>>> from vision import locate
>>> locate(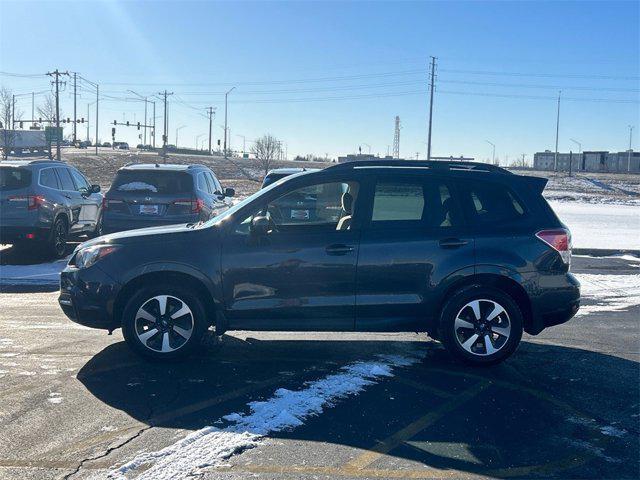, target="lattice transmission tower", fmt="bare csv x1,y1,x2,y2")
393,116,400,159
